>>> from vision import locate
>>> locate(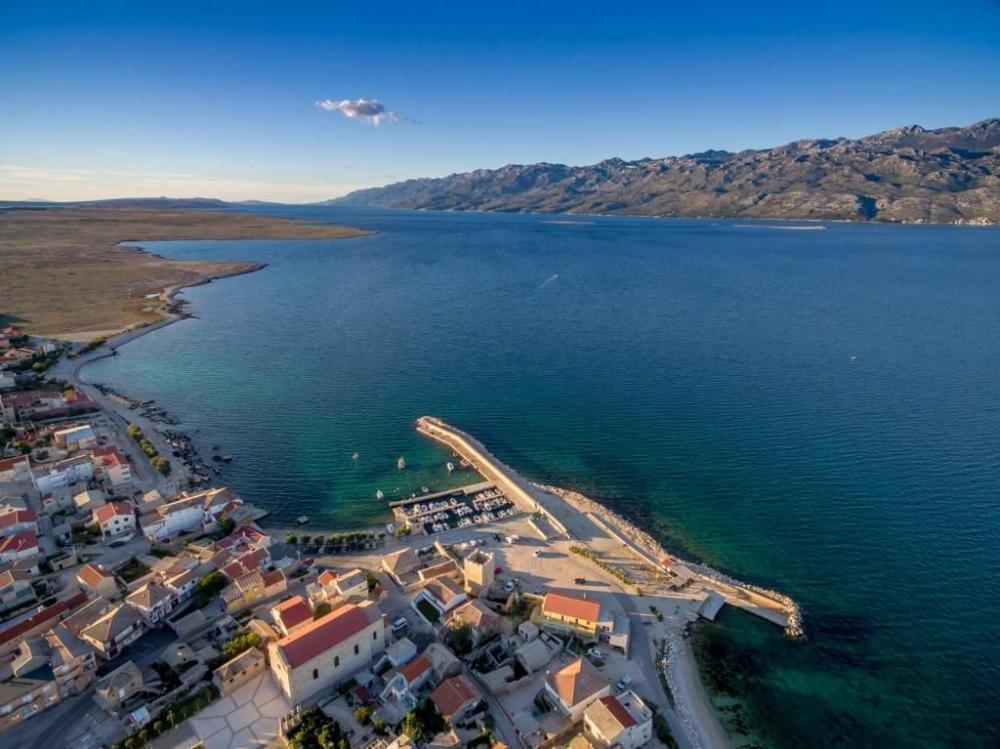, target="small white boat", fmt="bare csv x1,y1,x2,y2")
421,486,429,493
397,456,406,470
376,490,384,500
352,452,359,460
296,515,309,524
446,462,454,473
